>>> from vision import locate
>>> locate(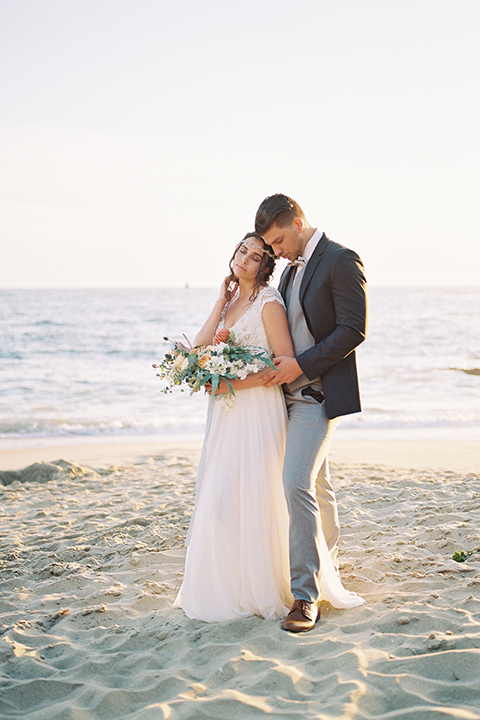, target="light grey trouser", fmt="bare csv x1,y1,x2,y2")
283,397,341,603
